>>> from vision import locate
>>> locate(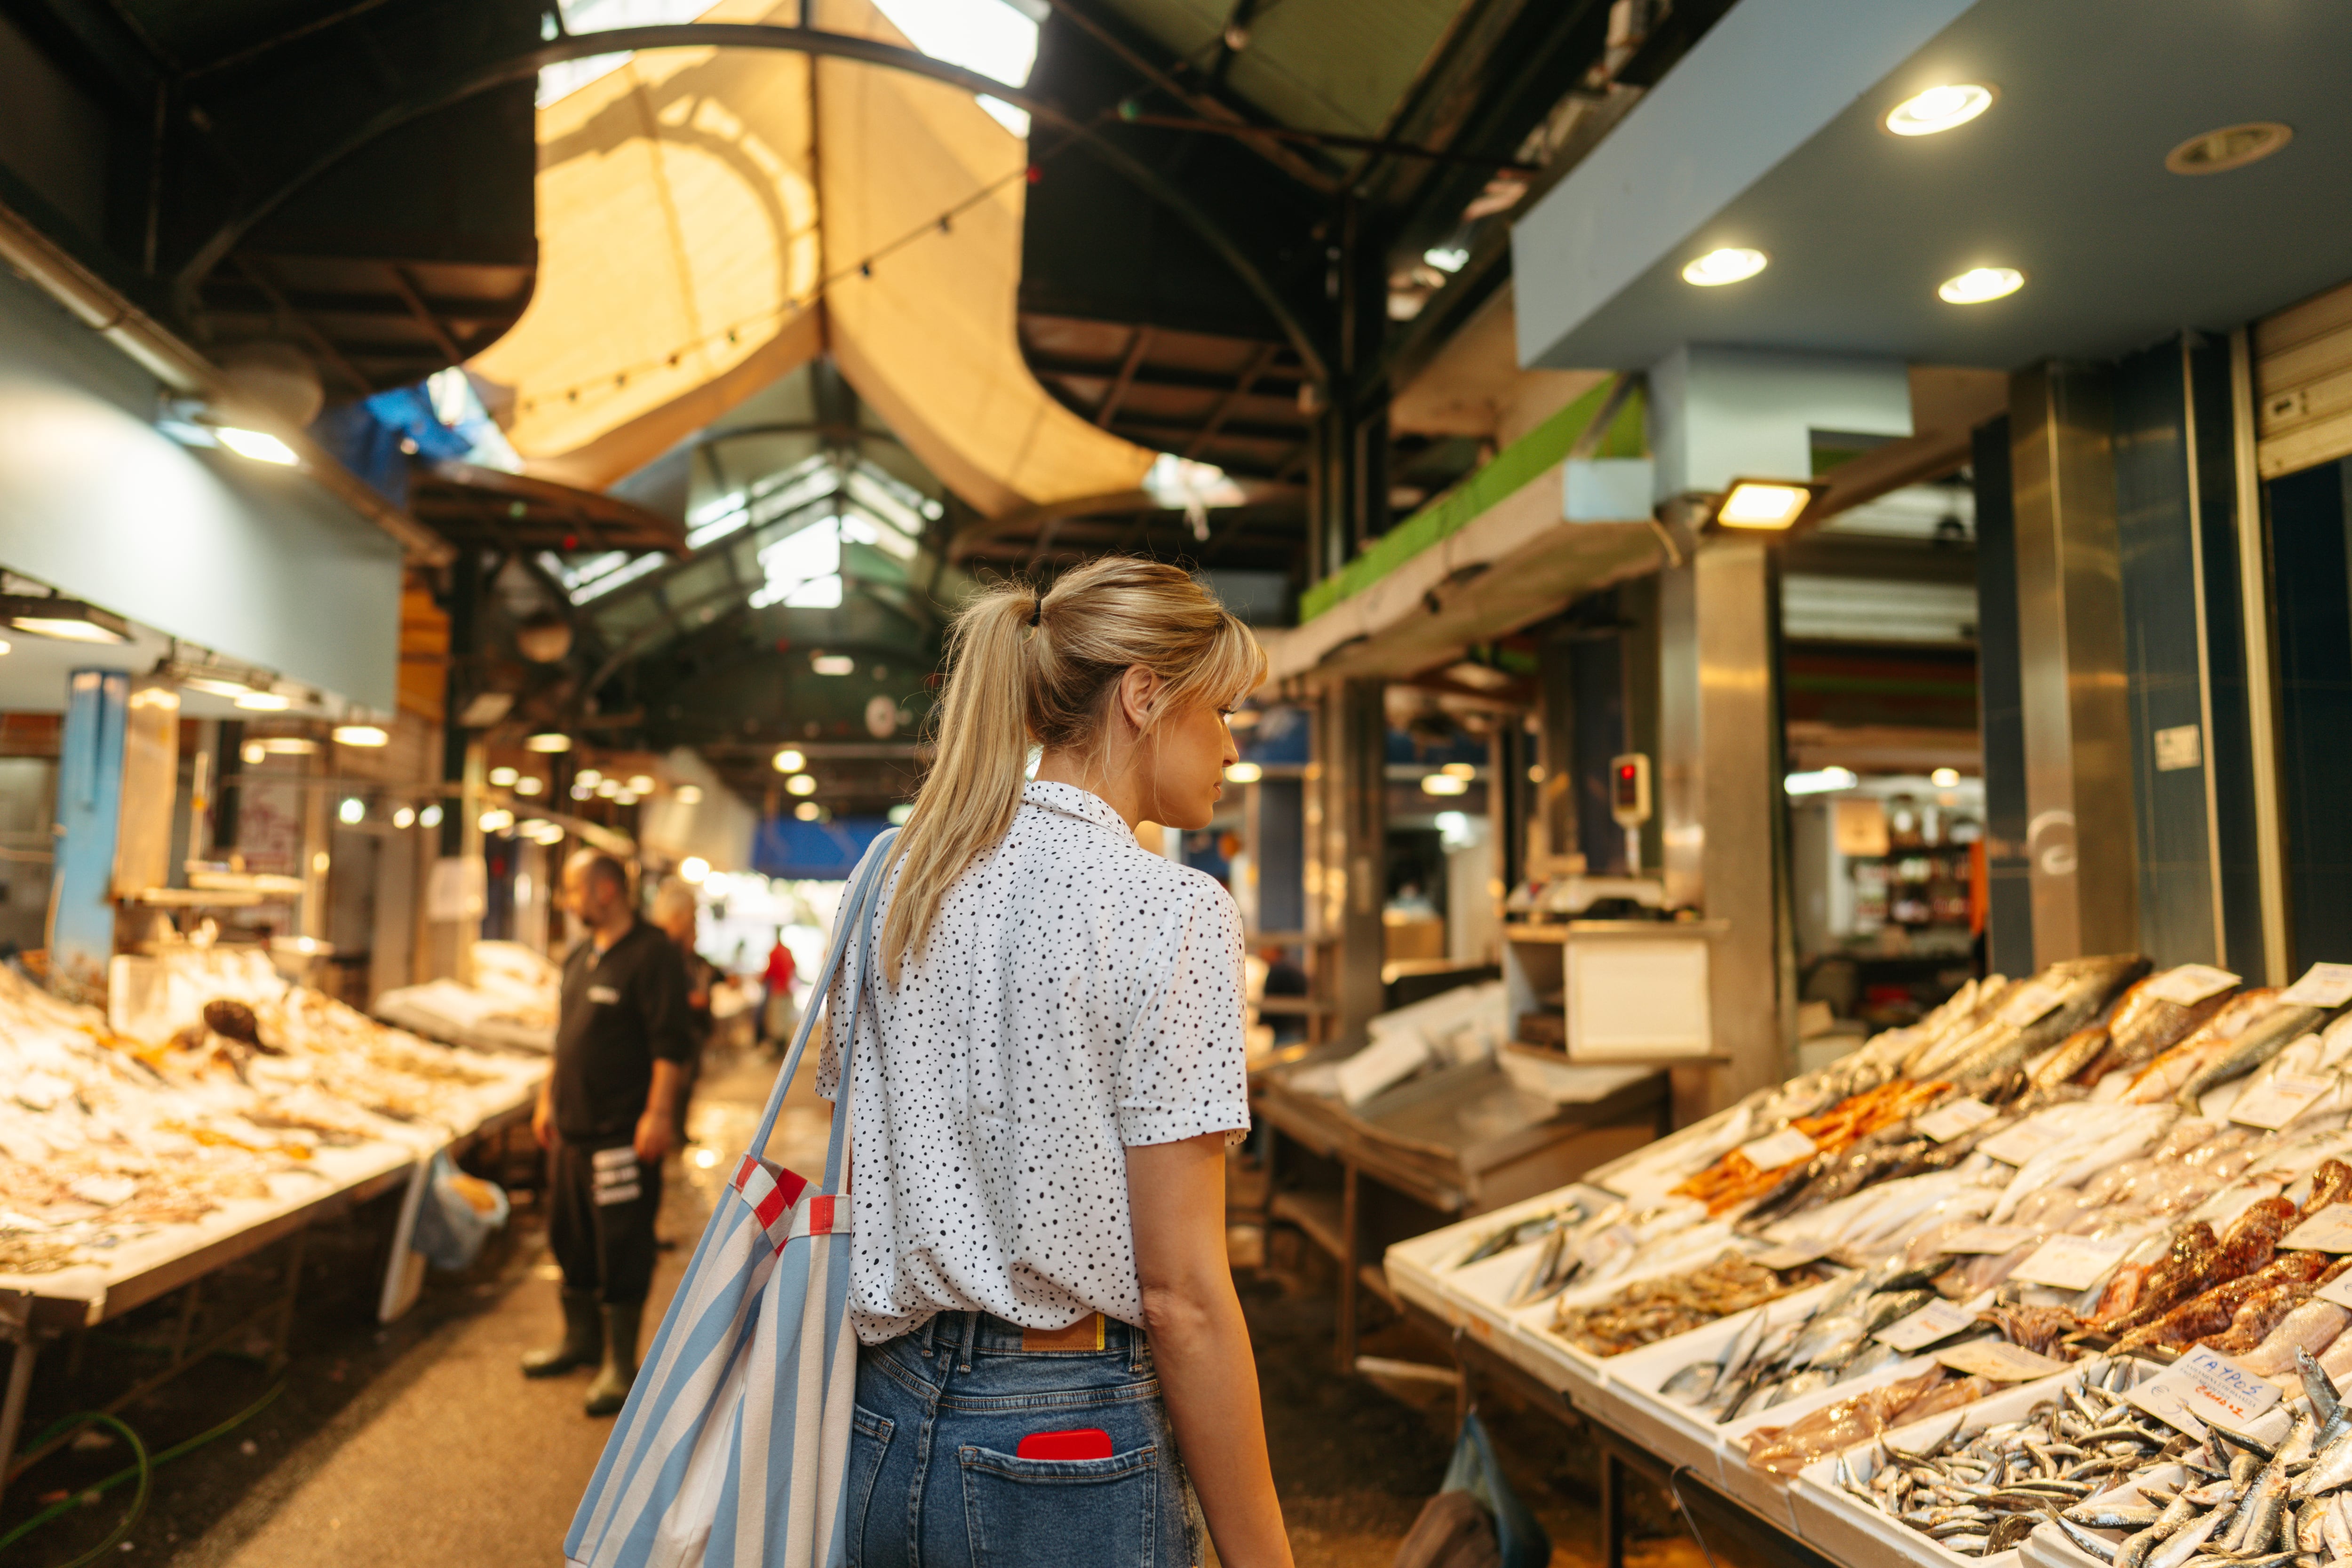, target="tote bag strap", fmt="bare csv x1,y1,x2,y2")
748,827,898,1162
